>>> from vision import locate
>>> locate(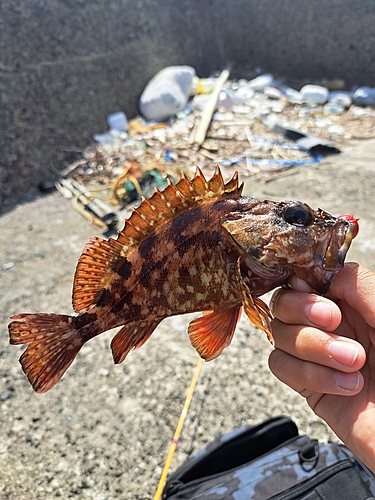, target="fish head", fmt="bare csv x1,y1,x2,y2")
223,198,358,294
